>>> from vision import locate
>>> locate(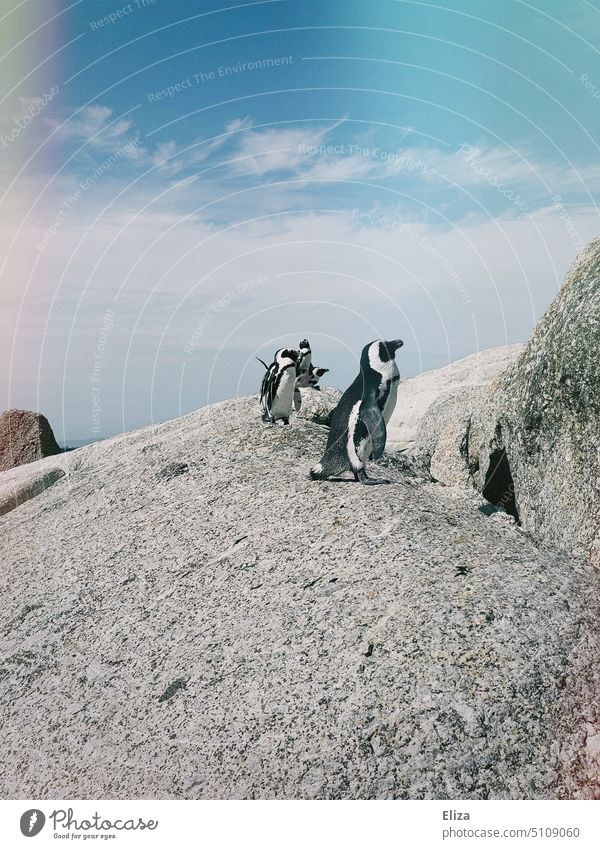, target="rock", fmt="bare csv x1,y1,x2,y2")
0,409,61,472
0,467,66,517
295,386,341,426
414,387,488,486
1,395,599,799
388,345,524,451
416,239,600,561
492,238,600,560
